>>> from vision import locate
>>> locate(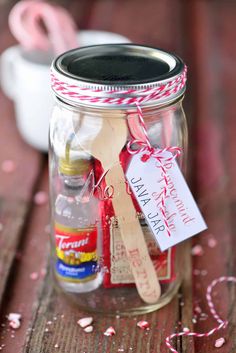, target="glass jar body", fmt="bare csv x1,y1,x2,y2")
49,98,188,315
